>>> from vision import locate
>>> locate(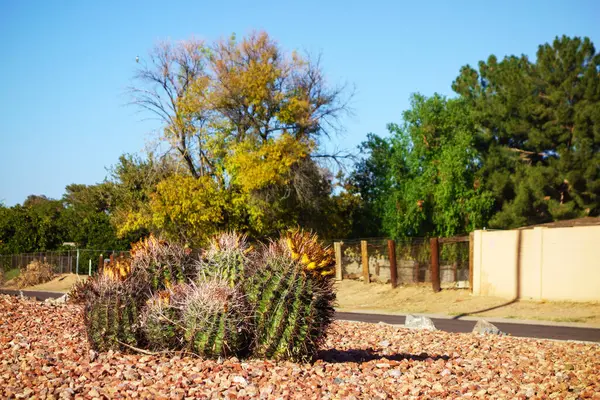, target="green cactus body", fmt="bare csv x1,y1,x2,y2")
200,250,247,288
250,256,334,362
143,303,179,350
186,307,248,358
85,289,138,352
